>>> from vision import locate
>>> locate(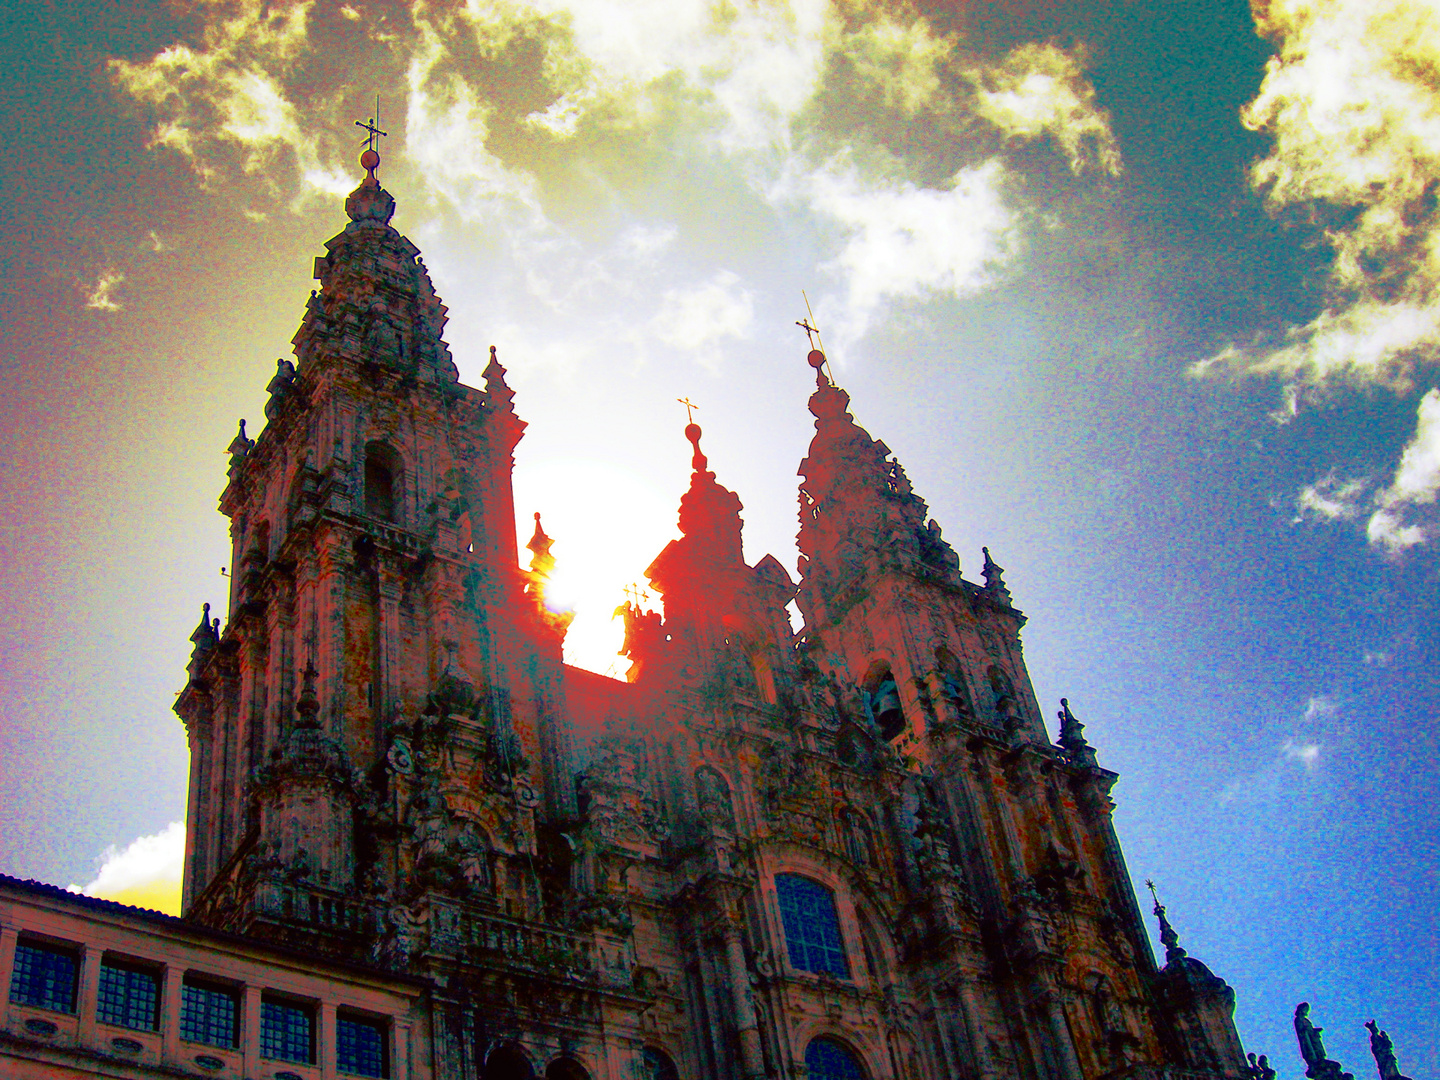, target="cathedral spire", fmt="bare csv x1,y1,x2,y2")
794,341,958,632
1146,879,1189,963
